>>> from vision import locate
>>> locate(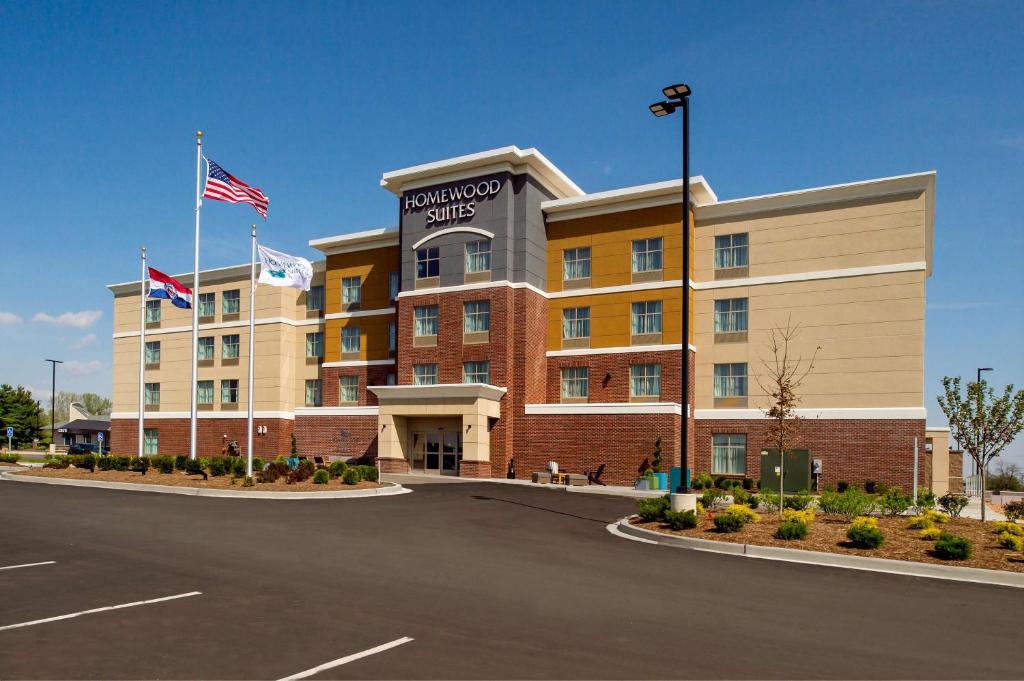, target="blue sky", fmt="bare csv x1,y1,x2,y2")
0,1,1021,463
